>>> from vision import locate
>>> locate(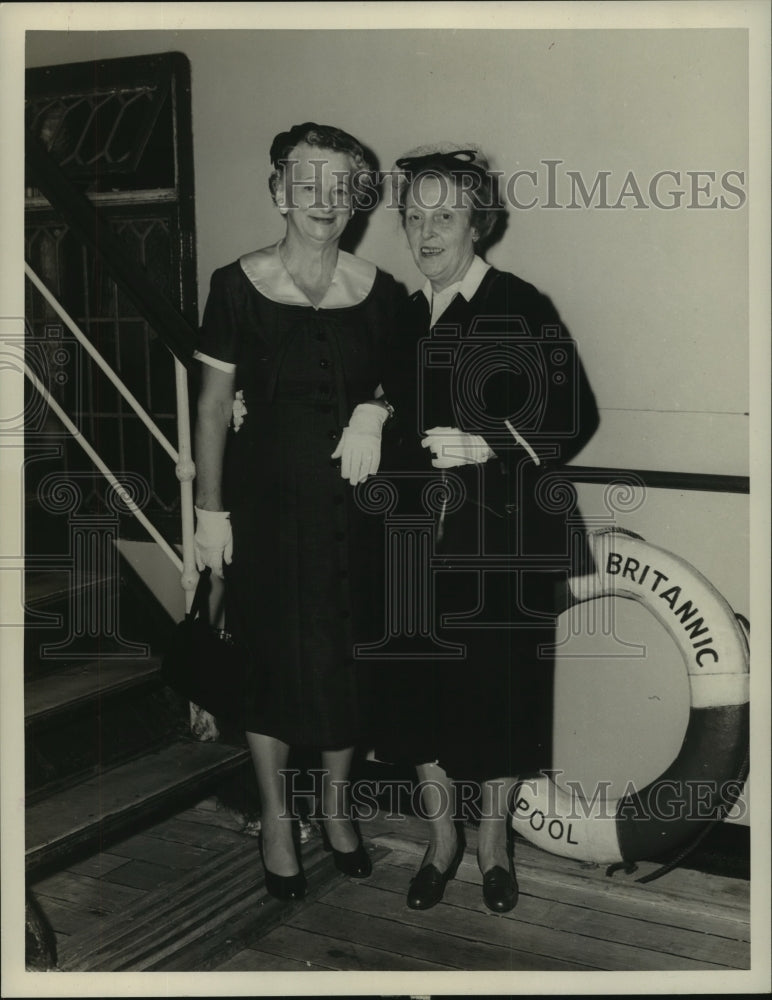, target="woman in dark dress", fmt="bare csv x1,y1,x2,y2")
192,123,401,900
378,146,599,912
